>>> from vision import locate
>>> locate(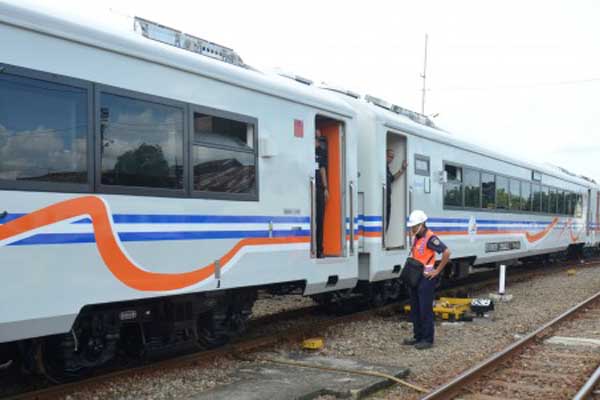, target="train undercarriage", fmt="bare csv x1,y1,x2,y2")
2,243,598,382
5,289,257,382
